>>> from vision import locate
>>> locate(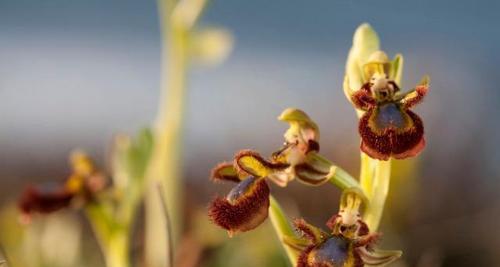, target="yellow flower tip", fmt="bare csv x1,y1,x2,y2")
352,23,380,53
69,150,94,176
340,187,368,211
420,75,431,86
278,108,311,123
363,50,391,79
367,50,389,64
278,108,319,135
